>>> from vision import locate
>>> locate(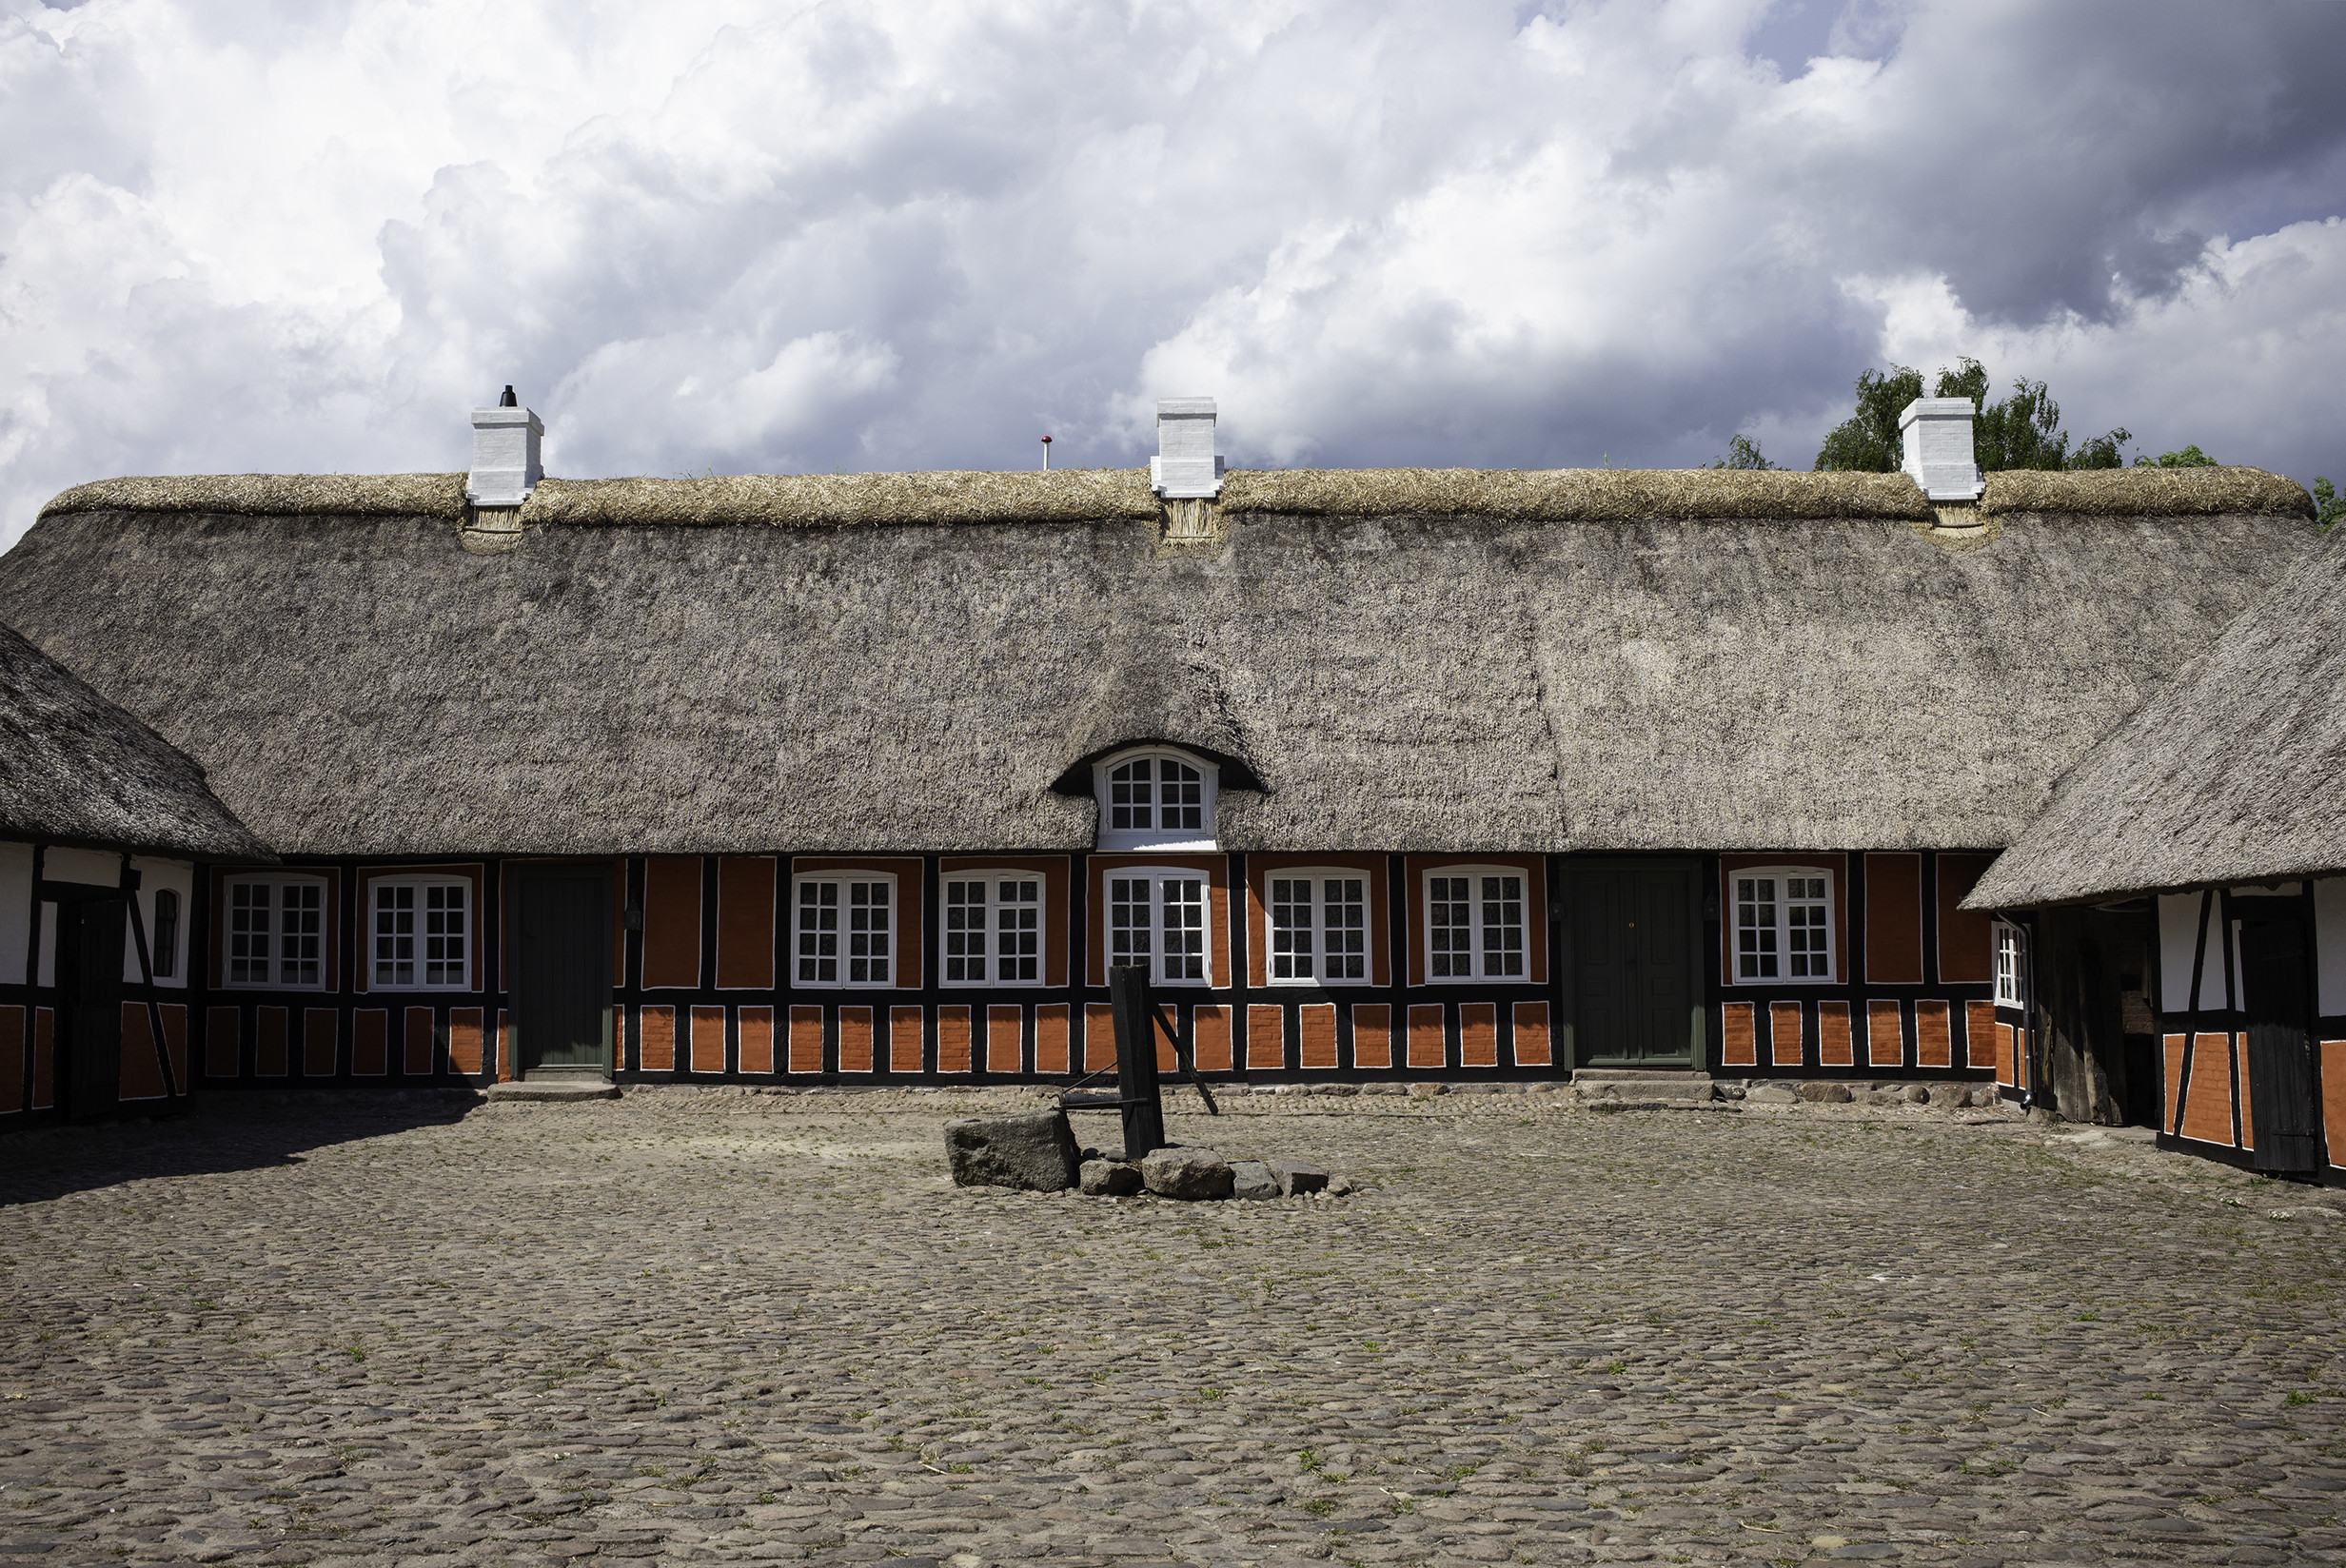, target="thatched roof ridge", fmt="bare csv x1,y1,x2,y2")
0,622,270,861
1981,465,2309,518
37,463,2309,527
0,501,2312,858
41,473,468,520
1964,526,2346,910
